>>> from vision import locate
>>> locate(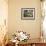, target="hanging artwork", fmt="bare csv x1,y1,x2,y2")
21,8,35,20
